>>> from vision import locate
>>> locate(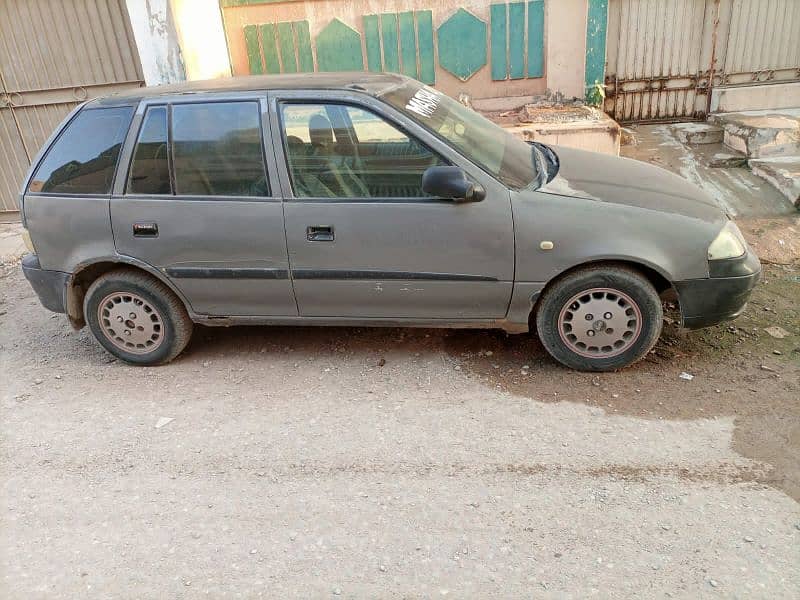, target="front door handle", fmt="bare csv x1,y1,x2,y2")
306,225,334,242
133,222,158,238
